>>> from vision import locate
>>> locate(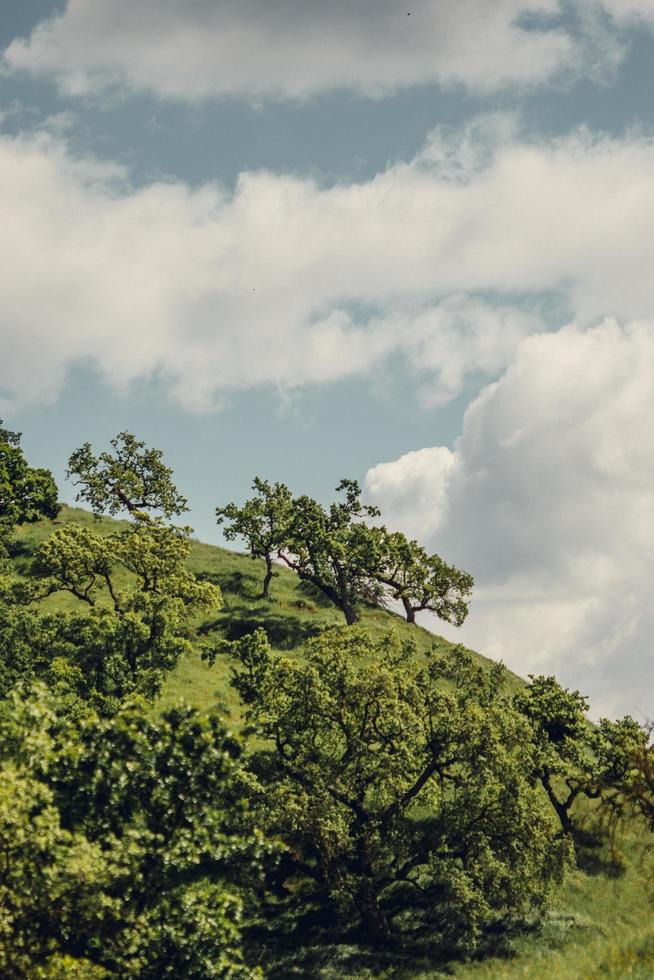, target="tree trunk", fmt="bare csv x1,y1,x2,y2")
542,775,575,836
356,881,390,943
260,553,274,598
401,597,416,624
341,598,359,626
